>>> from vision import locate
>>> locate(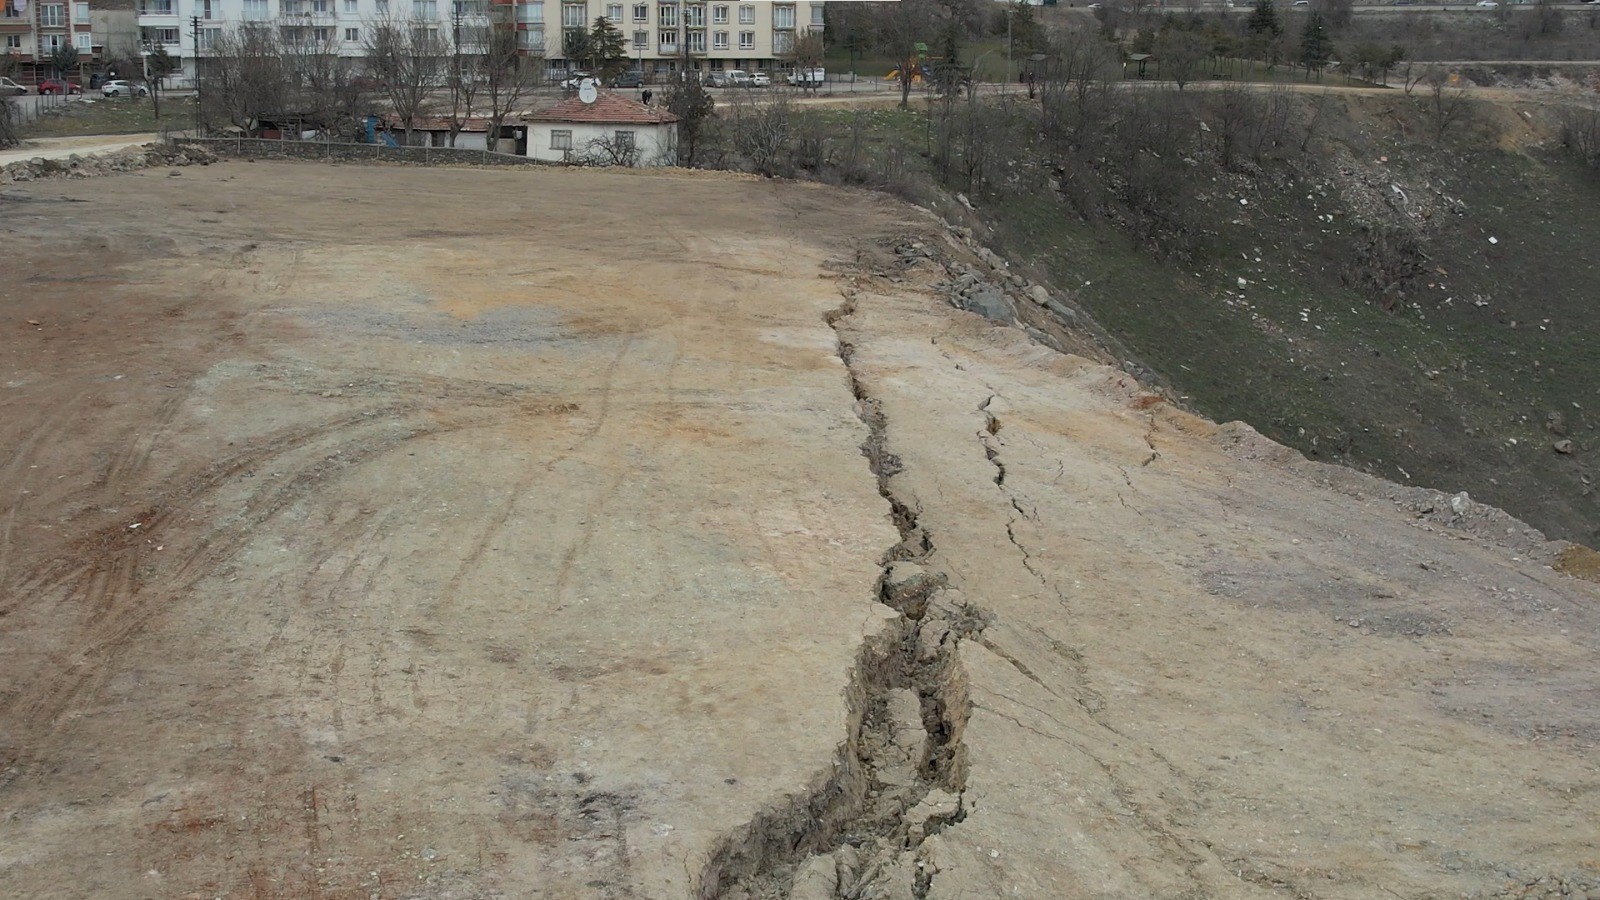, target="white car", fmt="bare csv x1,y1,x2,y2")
1475,0,1498,6
0,76,27,96
748,71,770,87
561,72,594,89
101,79,150,97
